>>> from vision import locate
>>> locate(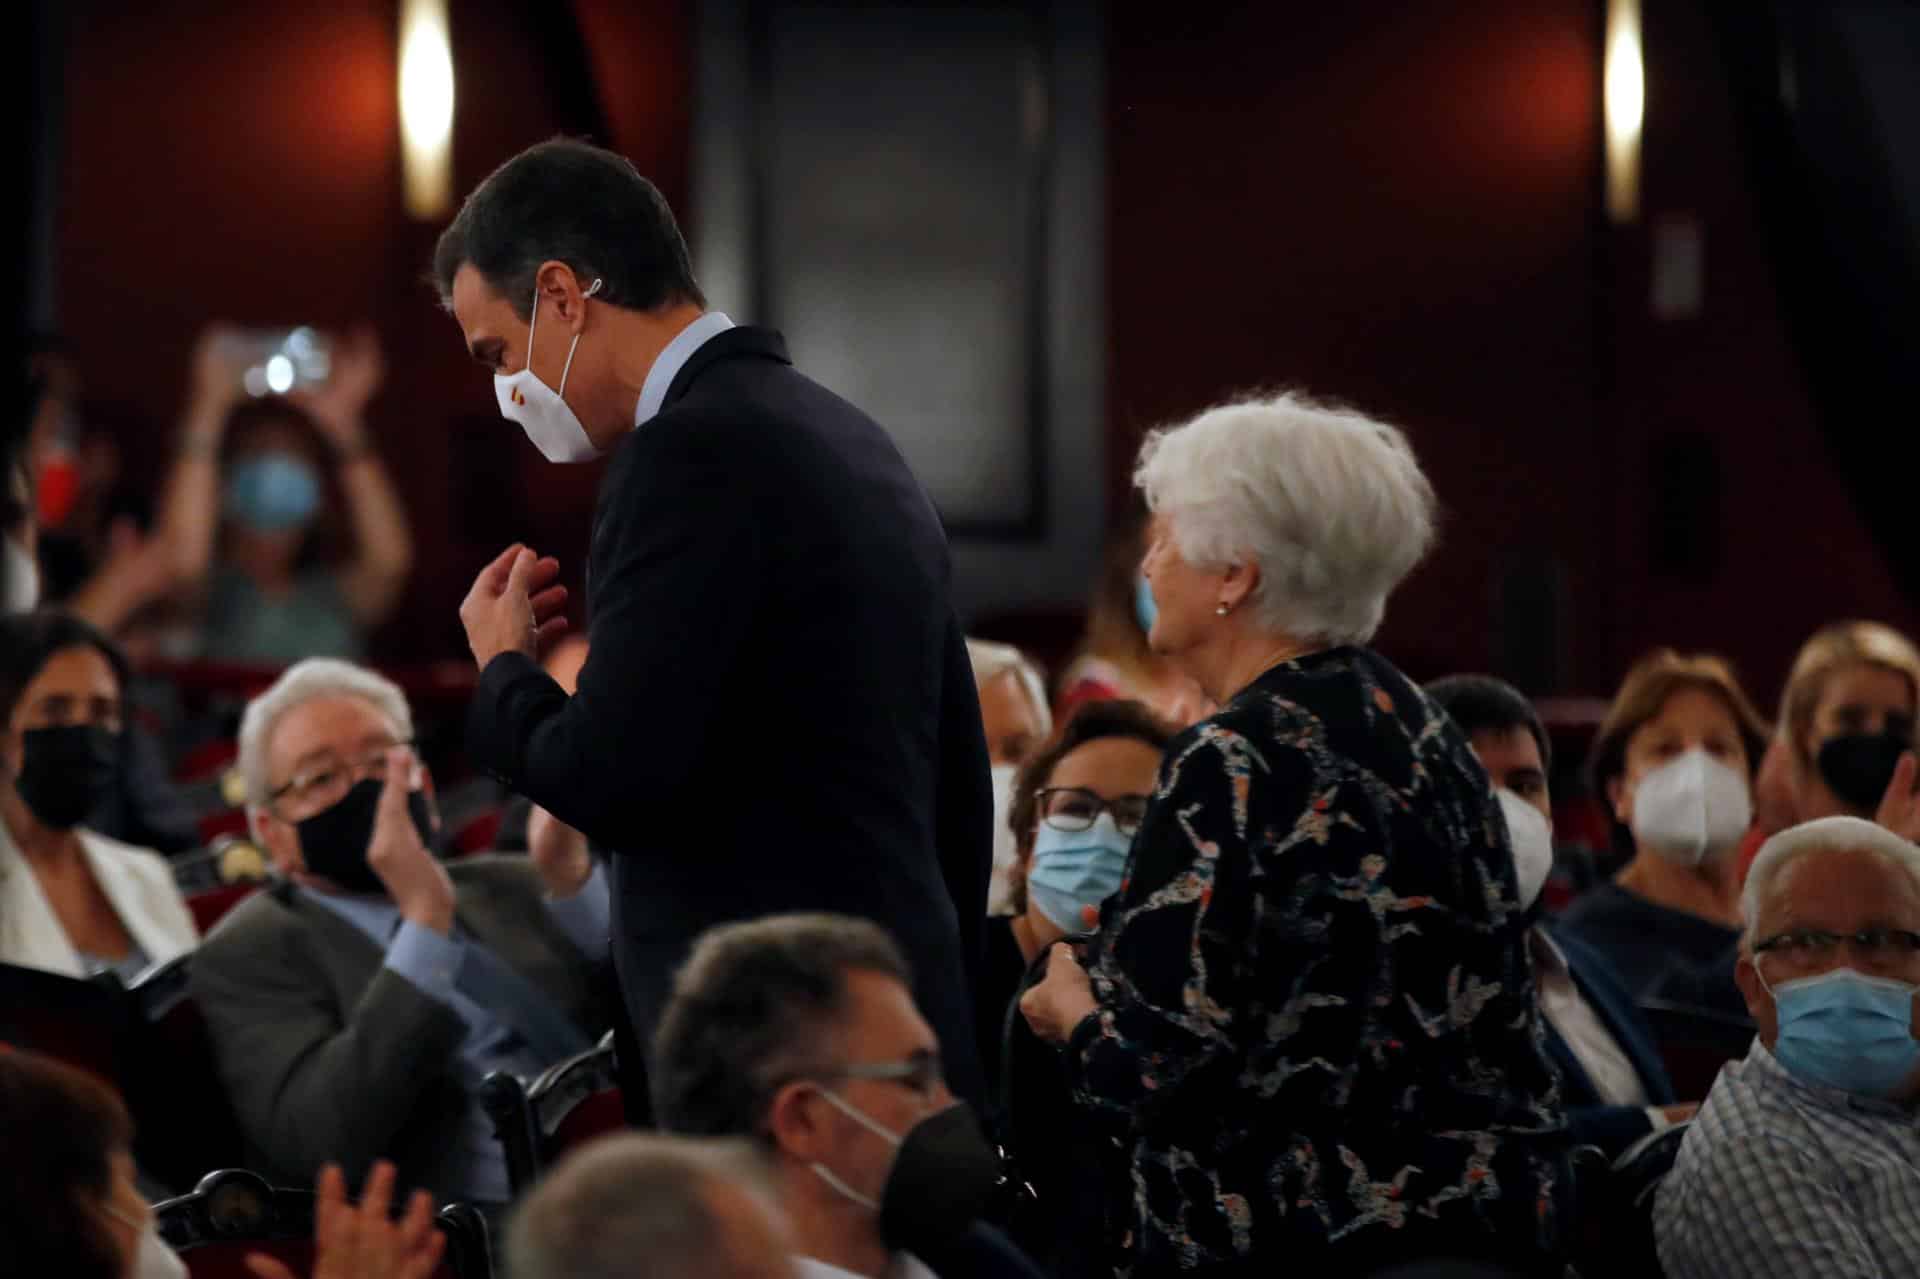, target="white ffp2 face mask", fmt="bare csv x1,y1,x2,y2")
987,762,1020,916
1629,747,1753,867
4,537,39,613
107,1206,189,1279
495,278,604,463
1496,787,1555,910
